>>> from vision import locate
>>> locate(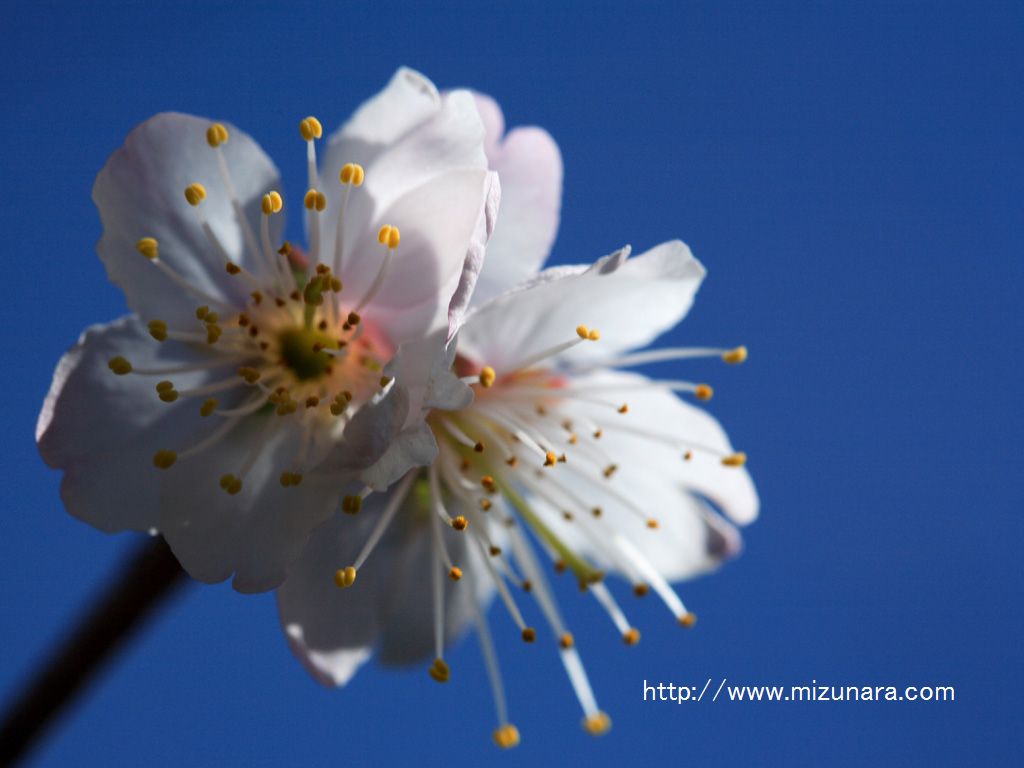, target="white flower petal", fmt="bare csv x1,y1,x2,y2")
446,170,501,337
277,491,490,682
469,92,563,306
158,419,338,592
94,113,282,325
459,241,705,371
37,315,228,532
346,168,491,344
